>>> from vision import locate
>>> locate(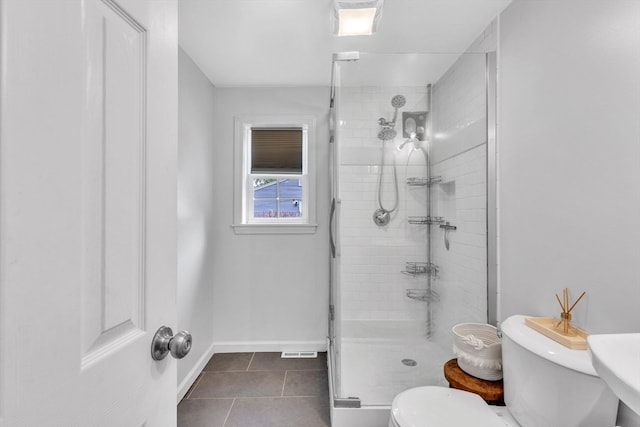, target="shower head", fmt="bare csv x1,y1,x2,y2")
378,128,397,140
376,95,406,130
390,94,406,125
391,95,406,109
